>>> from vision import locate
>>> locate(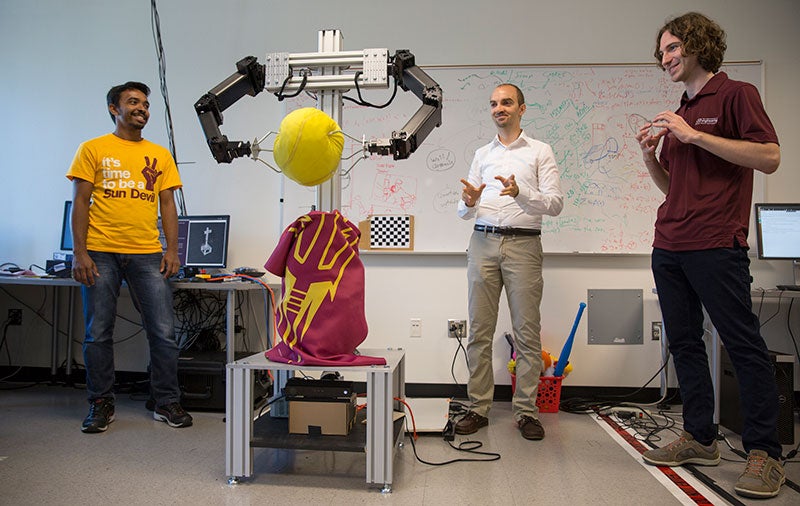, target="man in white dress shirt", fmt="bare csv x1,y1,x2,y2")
456,83,563,440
